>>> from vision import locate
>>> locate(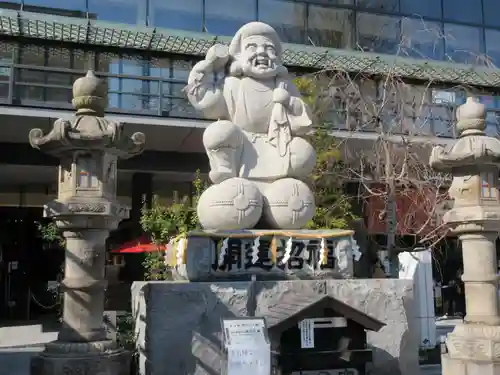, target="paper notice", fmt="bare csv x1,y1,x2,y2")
299,319,315,348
